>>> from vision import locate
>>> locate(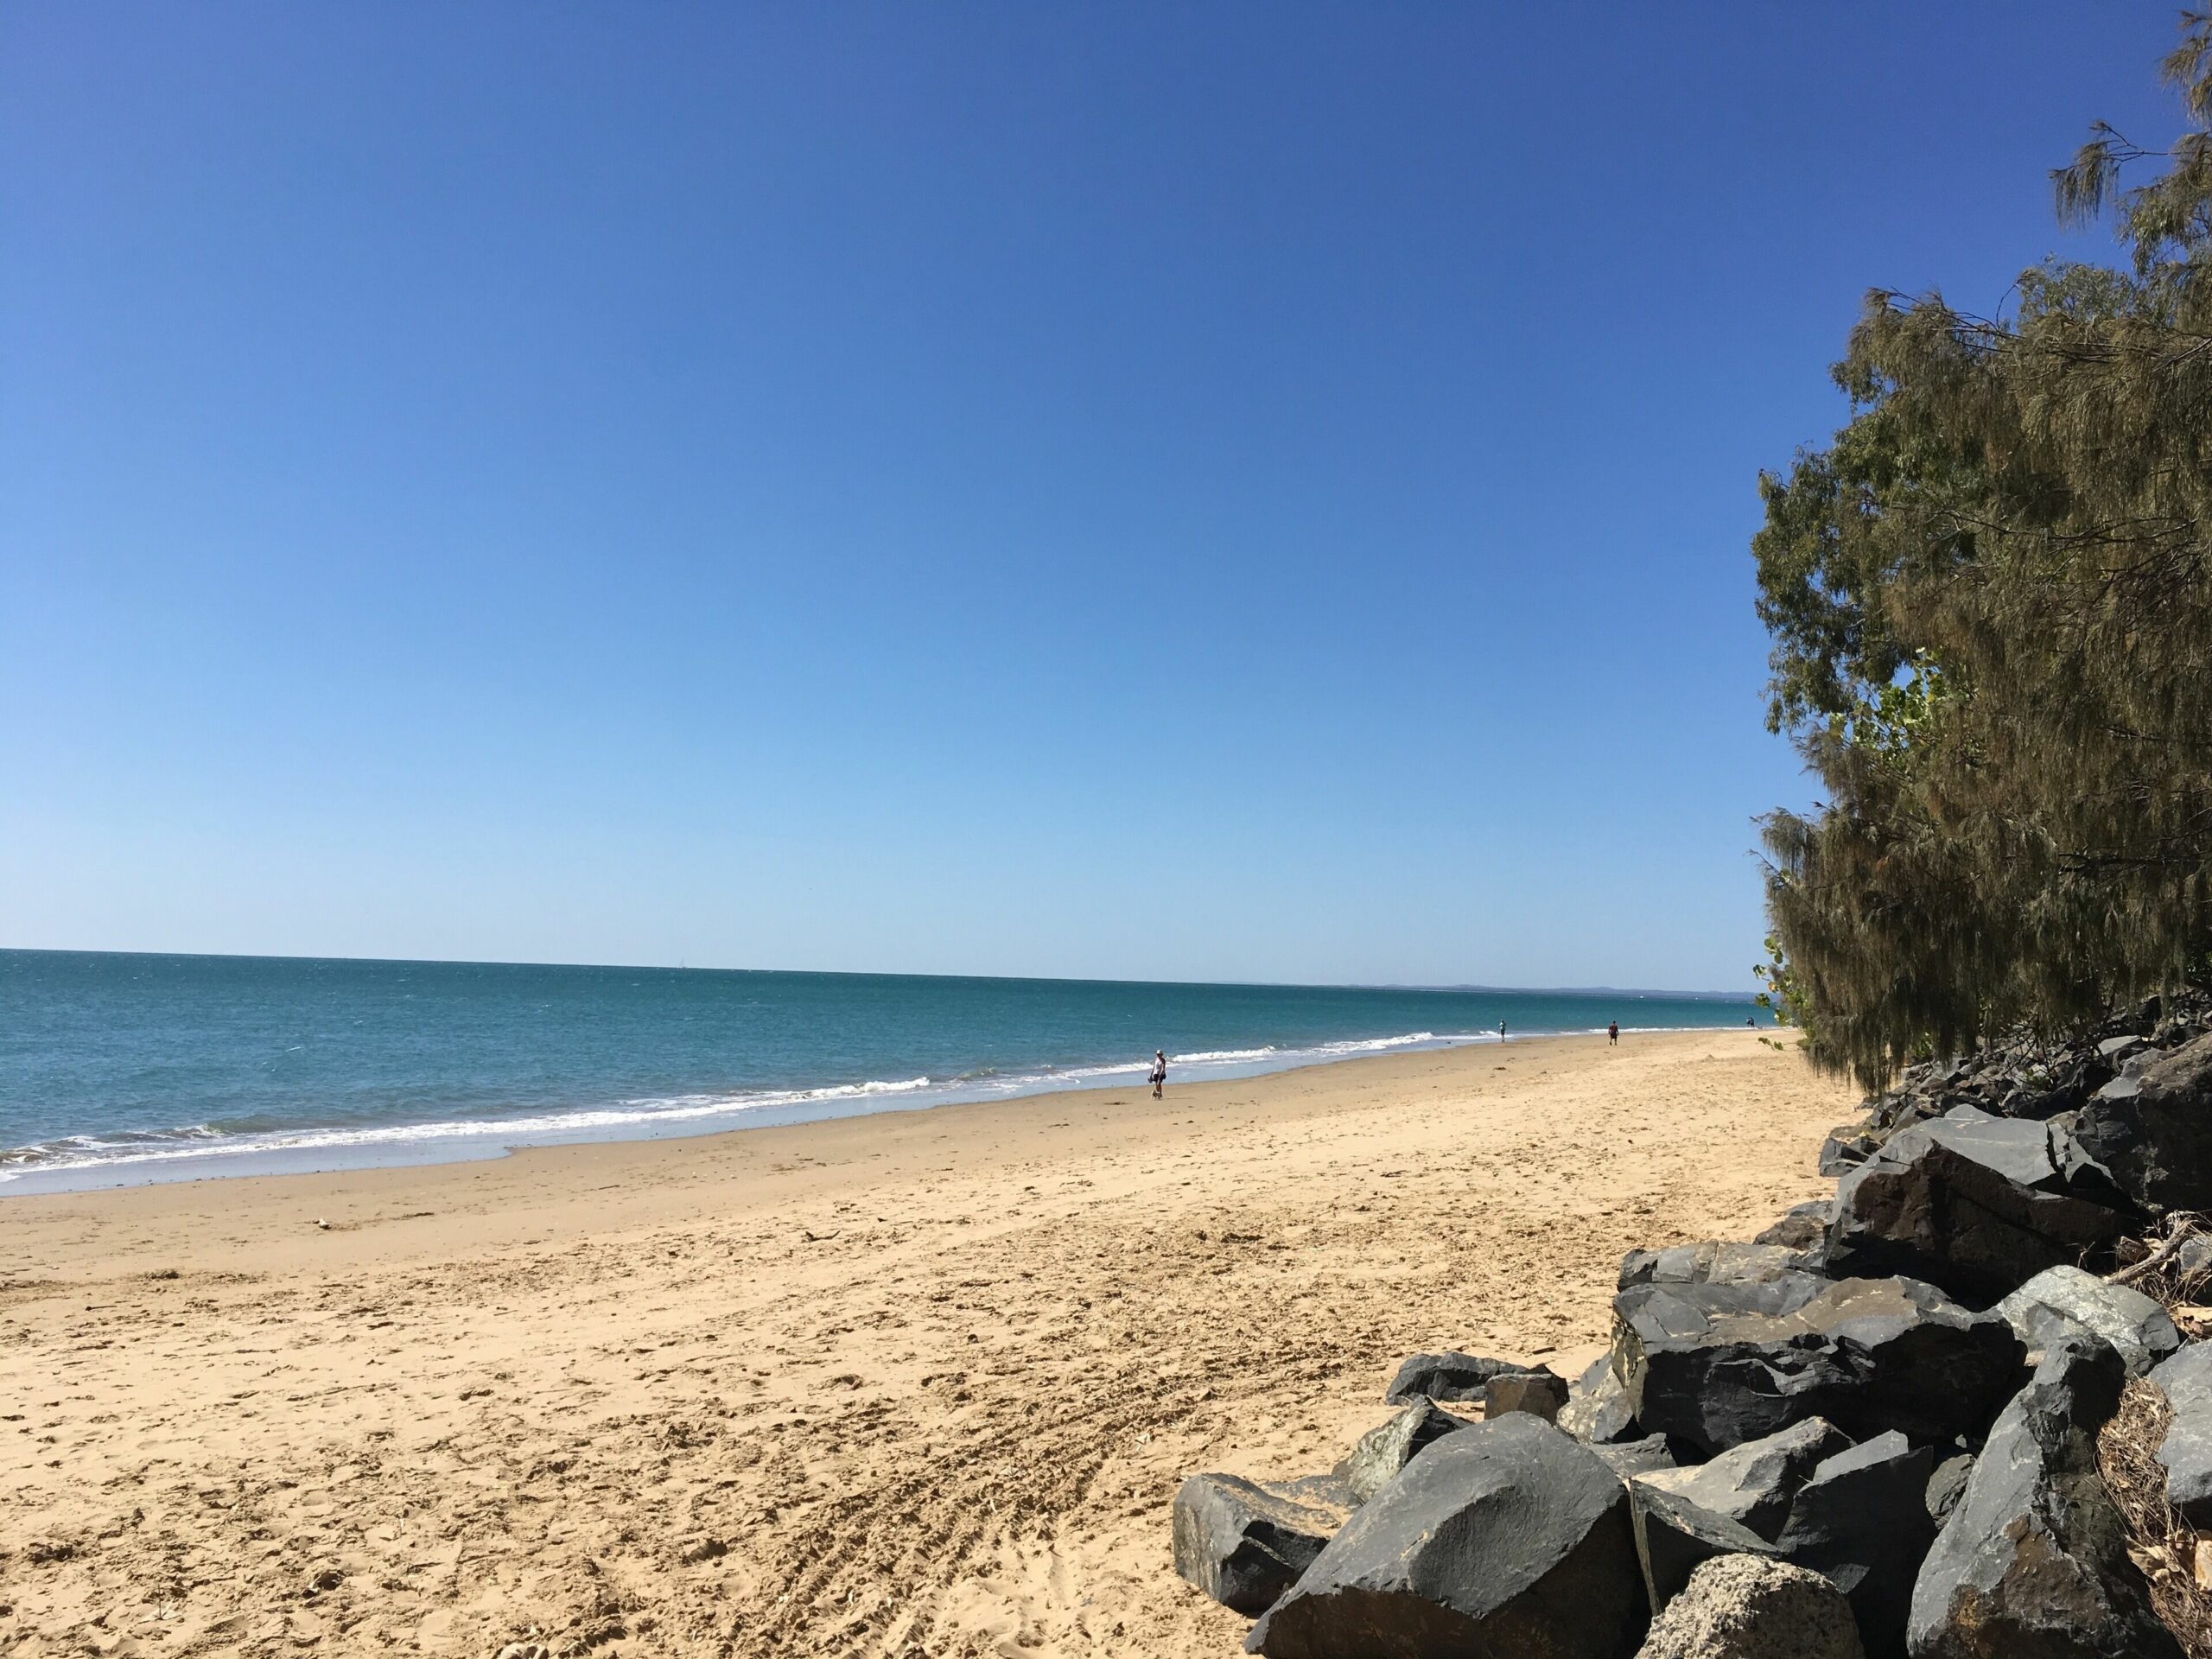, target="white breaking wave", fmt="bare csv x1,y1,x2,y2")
0,1026,1722,1188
